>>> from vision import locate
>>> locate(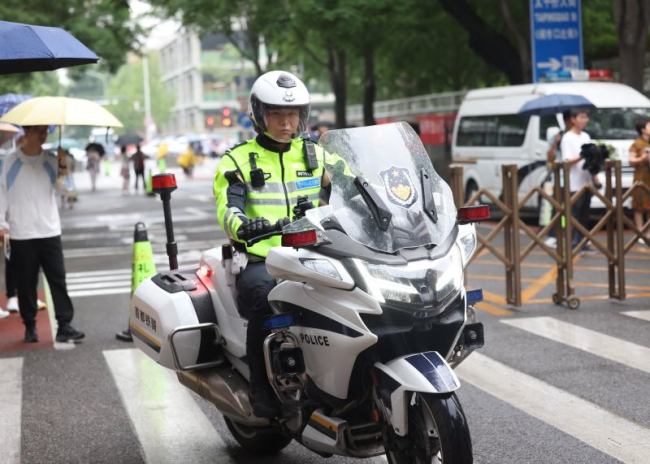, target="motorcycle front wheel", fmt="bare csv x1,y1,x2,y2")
224,416,292,455
384,392,472,464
